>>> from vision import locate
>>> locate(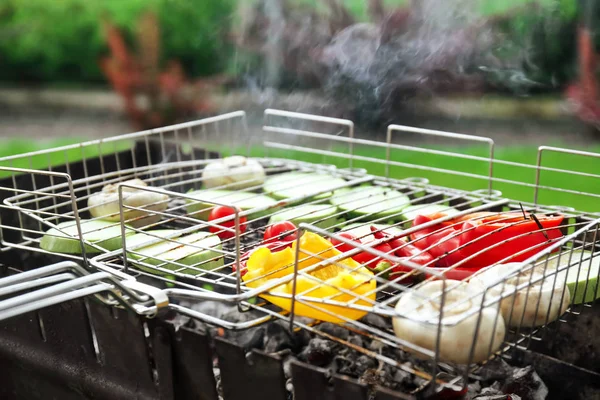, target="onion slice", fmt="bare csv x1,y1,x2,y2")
392,280,506,364
88,178,169,228
468,262,571,328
